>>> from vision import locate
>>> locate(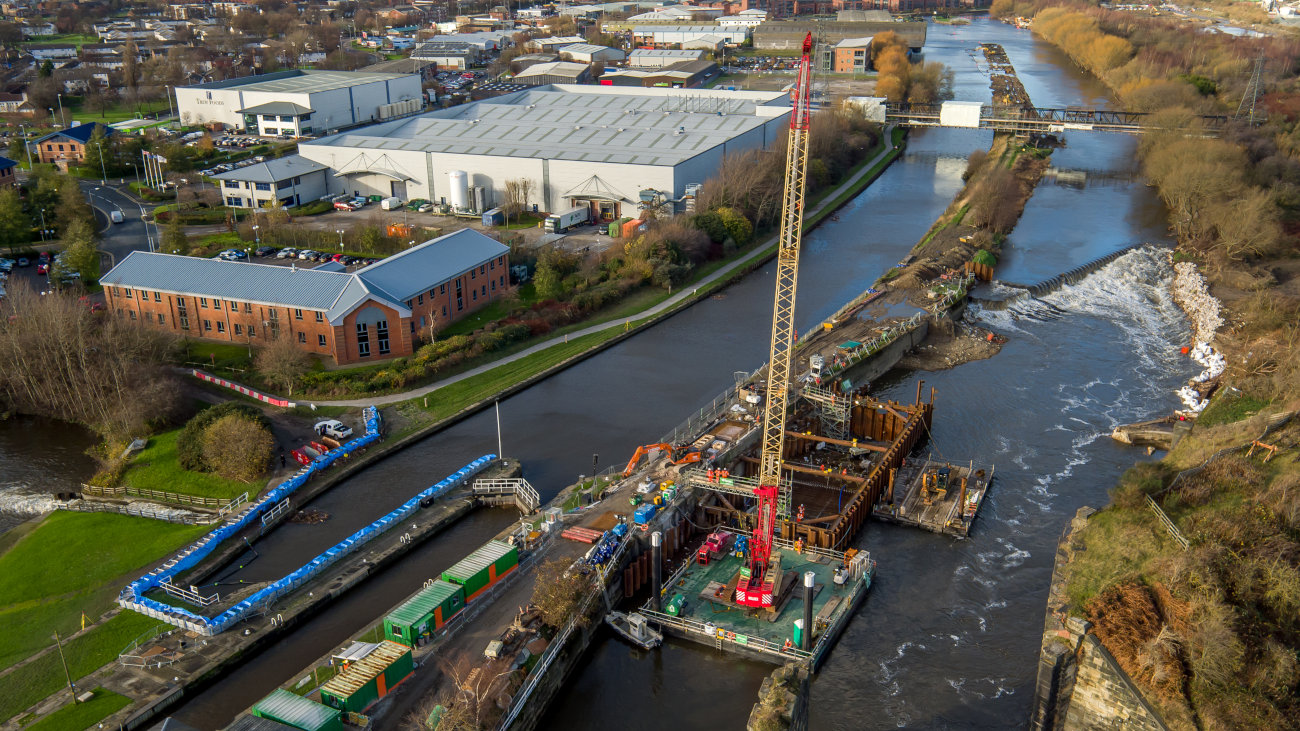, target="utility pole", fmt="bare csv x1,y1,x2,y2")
53,632,77,704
